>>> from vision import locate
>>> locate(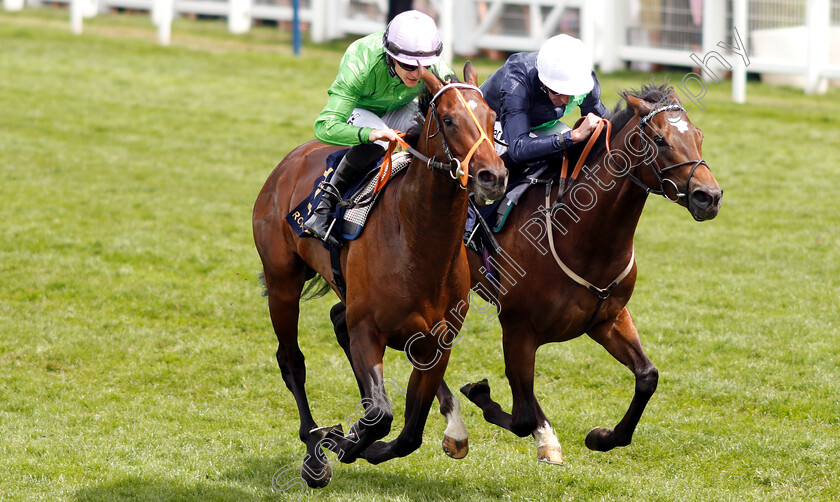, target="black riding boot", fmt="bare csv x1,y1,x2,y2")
302,144,383,246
